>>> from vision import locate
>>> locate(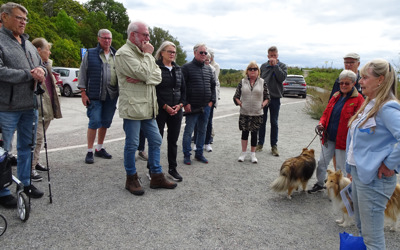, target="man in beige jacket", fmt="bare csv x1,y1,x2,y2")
115,21,177,196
